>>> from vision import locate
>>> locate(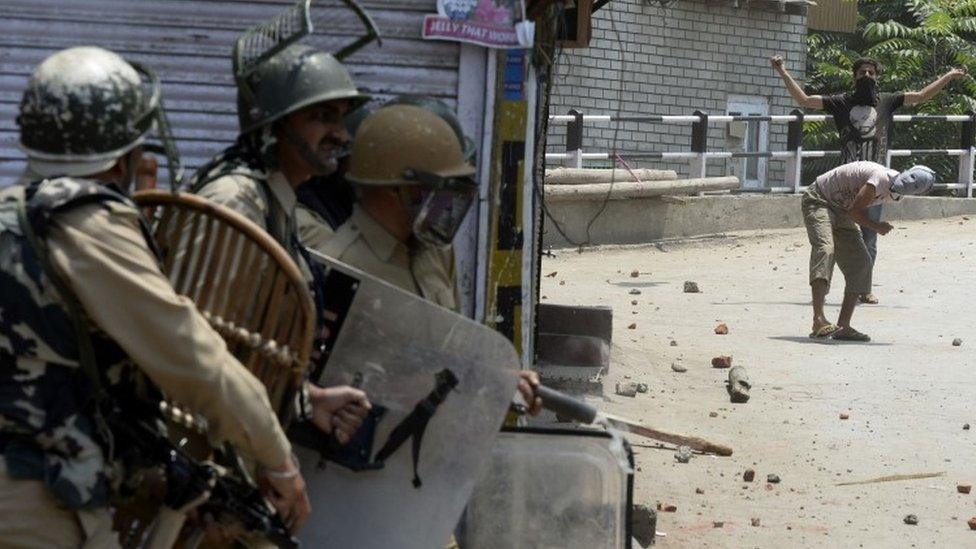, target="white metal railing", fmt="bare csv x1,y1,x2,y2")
547,110,976,197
